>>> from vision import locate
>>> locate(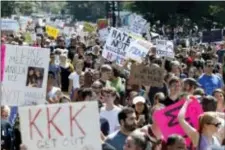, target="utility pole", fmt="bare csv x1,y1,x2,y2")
112,1,116,27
